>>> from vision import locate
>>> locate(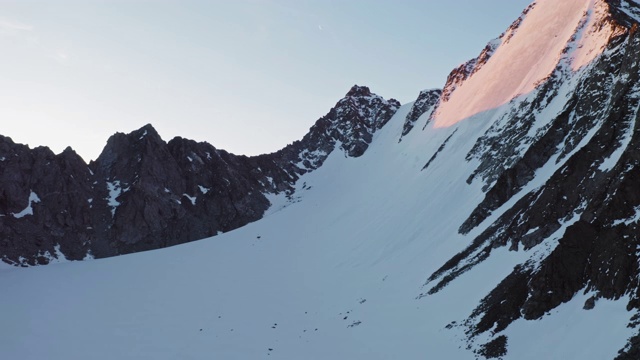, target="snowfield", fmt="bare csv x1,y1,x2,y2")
433,0,620,128
1,0,637,359
0,99,633,360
